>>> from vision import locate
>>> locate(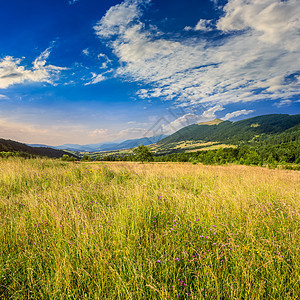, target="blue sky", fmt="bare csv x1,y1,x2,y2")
0,0,299,145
